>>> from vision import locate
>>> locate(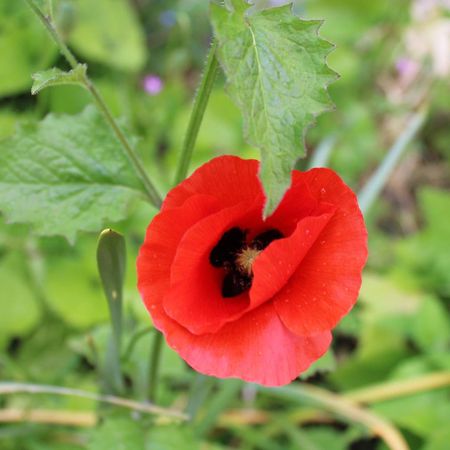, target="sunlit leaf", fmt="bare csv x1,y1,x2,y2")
211,0,336,214
0,106,146,243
